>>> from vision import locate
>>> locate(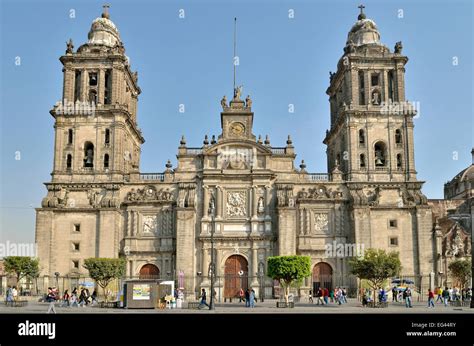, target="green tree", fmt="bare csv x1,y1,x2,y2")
4,256,40,287
83,258,126,302
267,255,311,304
349,249,401,305
448,259,472,289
